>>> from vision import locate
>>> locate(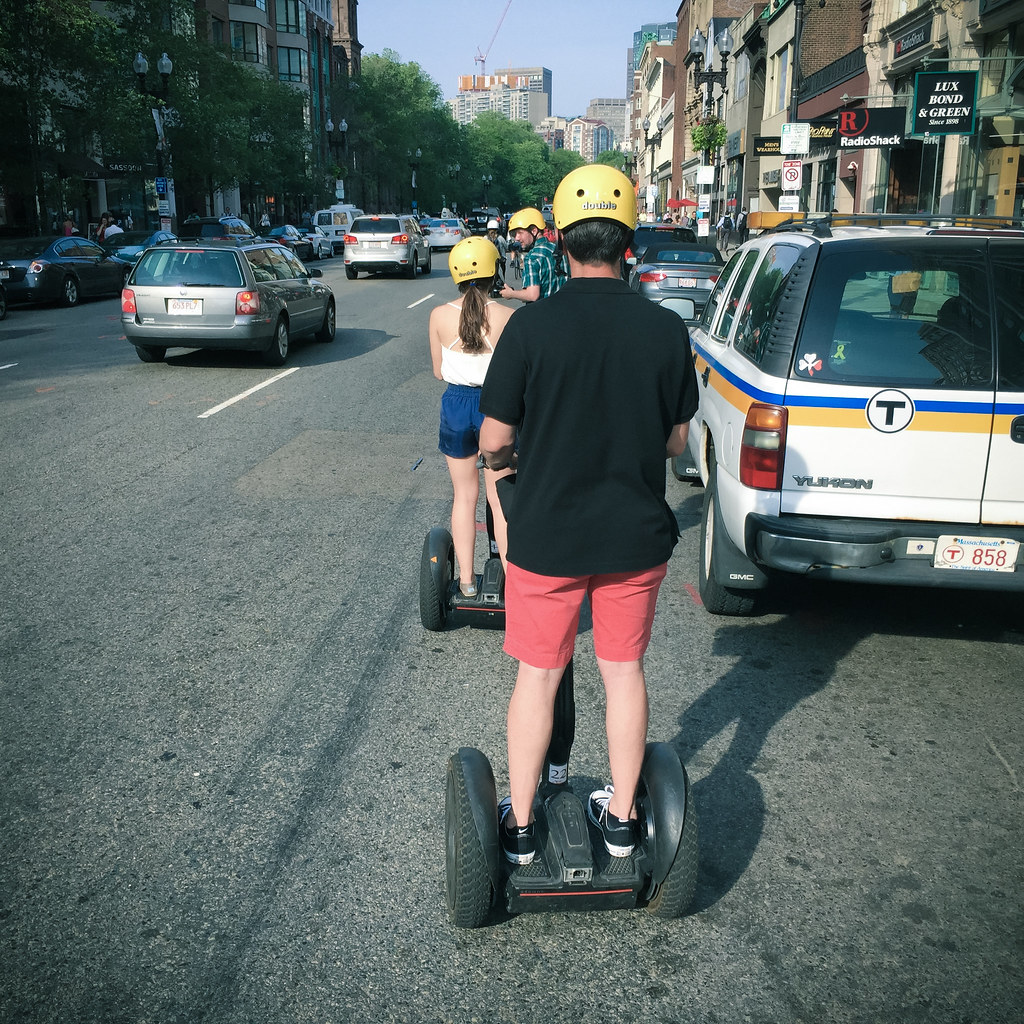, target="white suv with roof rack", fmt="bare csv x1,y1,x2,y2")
681,215,1024,614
